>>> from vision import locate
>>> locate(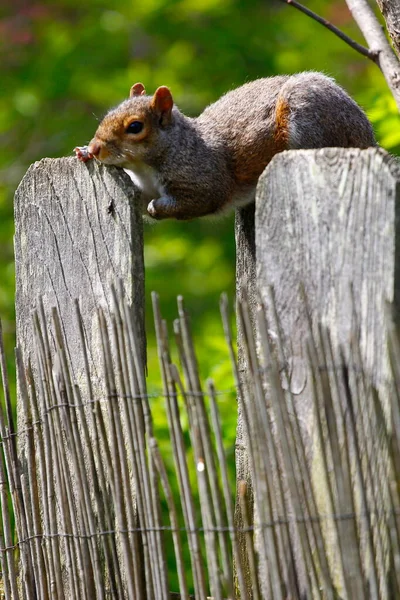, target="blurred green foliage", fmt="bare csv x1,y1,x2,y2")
2,0,399,387
1,0,400,590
